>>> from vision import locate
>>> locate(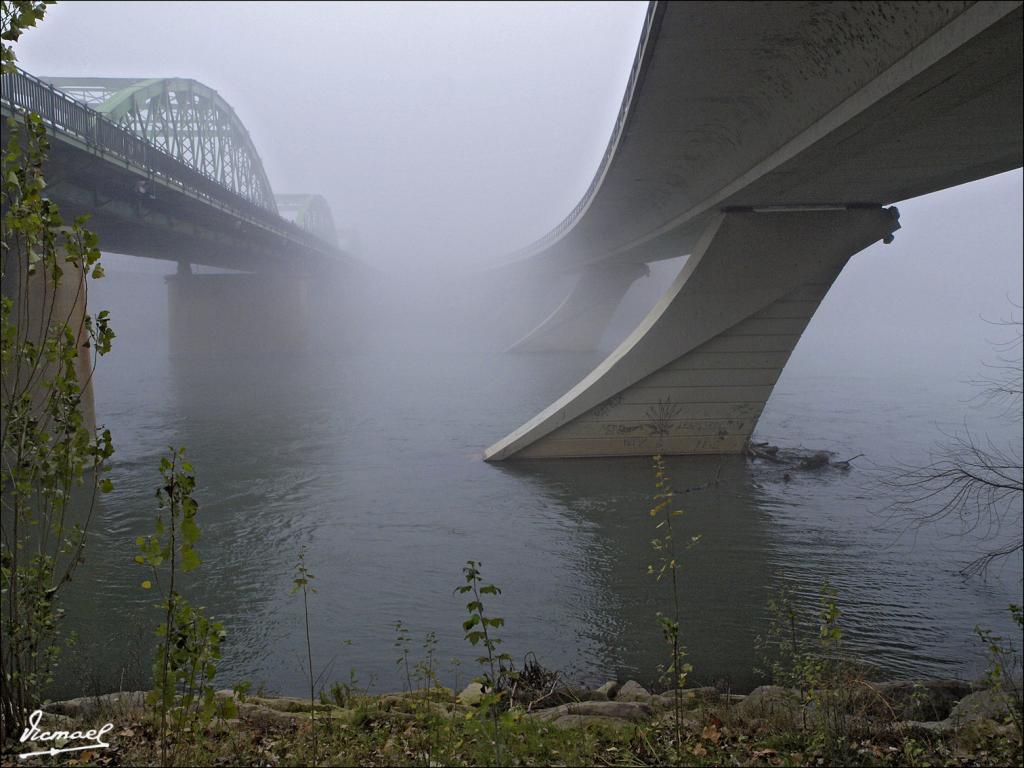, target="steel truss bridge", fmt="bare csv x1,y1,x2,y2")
0,68,352,272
